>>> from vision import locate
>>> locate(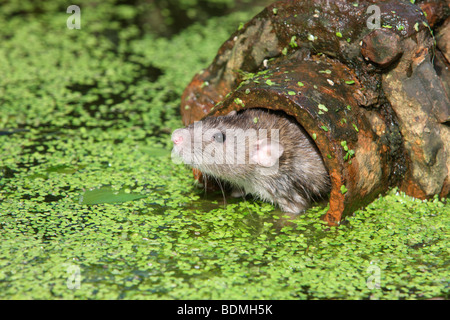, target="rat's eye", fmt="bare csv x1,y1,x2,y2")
212,131,225,143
